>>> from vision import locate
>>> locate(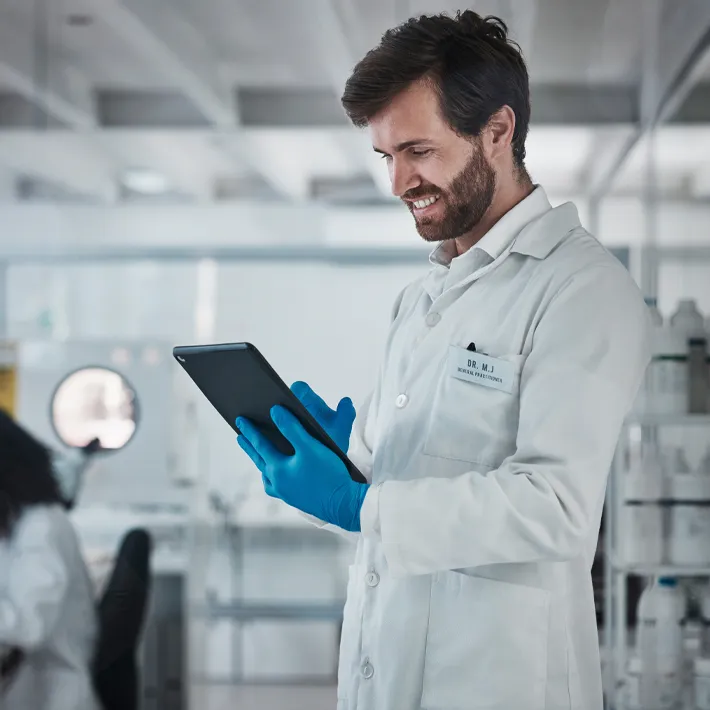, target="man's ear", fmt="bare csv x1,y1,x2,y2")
482,105,516,162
